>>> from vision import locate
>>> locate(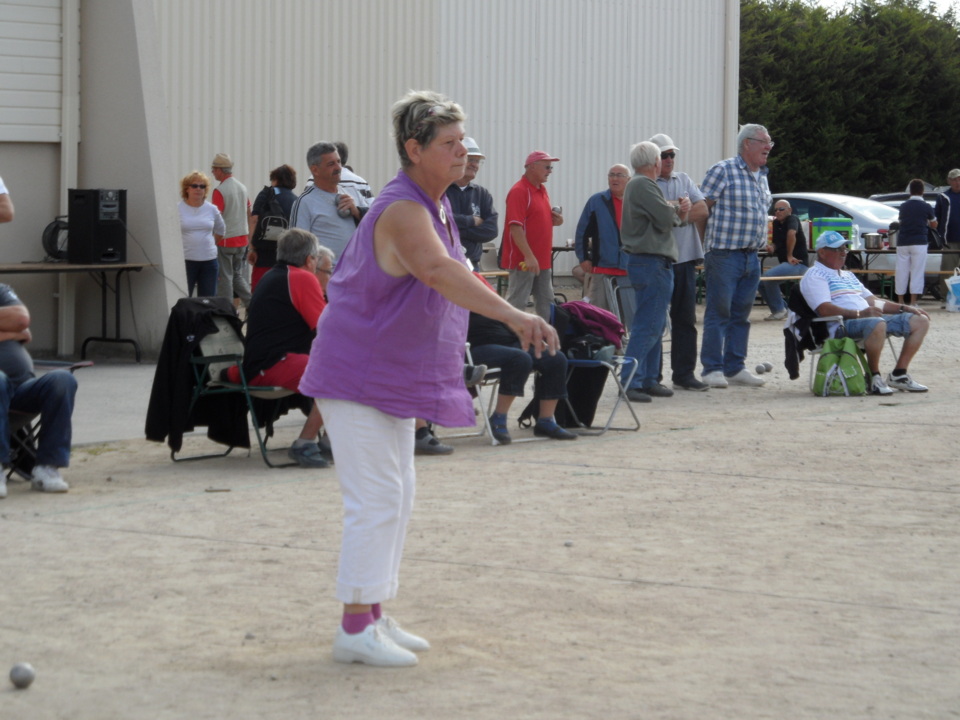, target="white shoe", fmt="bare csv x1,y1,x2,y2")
870,374,894,396
764,310,787,321
0,474,7,499
332,624,418,667
702,371,728,388
726,368,766,387
31,465,69,493
886,372,928,393
376,615,430,652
